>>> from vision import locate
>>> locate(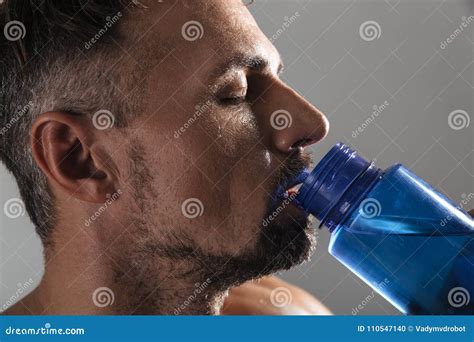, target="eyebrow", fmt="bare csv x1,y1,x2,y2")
208,53,284,84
